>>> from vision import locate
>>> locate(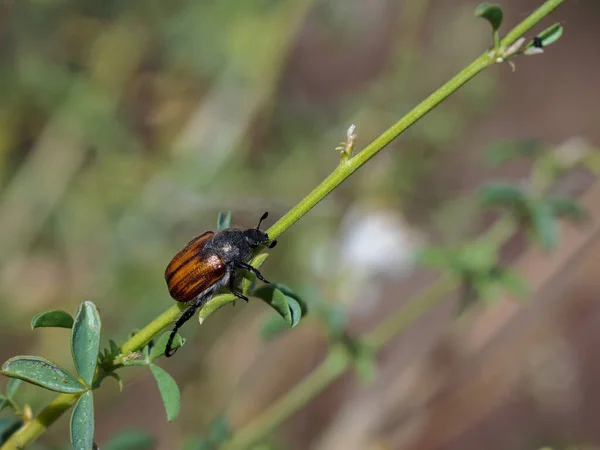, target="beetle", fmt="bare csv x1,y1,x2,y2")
164,212,277,357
